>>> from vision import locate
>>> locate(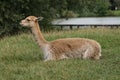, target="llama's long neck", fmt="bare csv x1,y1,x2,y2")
31,22,48,47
